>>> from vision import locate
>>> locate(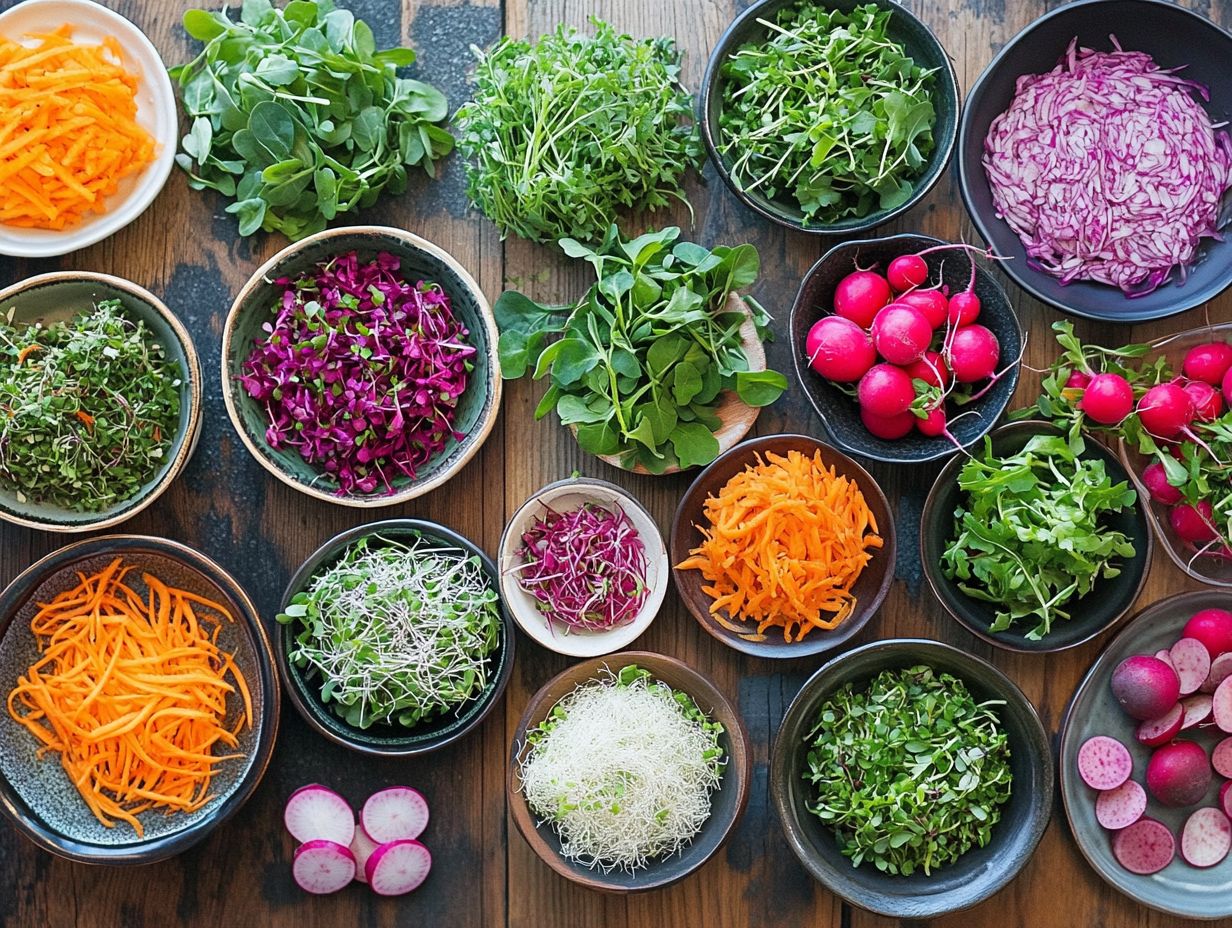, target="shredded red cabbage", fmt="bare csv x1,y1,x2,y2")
514,502,649,634
983,37,1232,297
238,251,475,496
